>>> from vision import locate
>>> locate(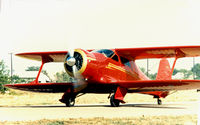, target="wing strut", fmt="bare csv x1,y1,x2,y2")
171,57,177,76
170,49,183,76
30,56,51,84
